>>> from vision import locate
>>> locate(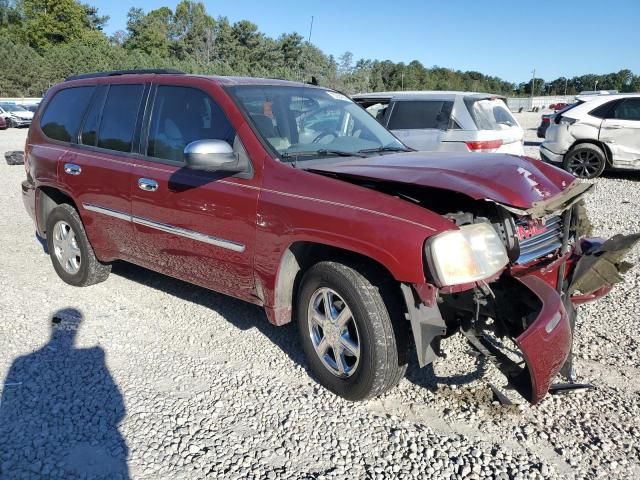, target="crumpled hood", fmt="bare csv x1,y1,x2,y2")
307,152,577,210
